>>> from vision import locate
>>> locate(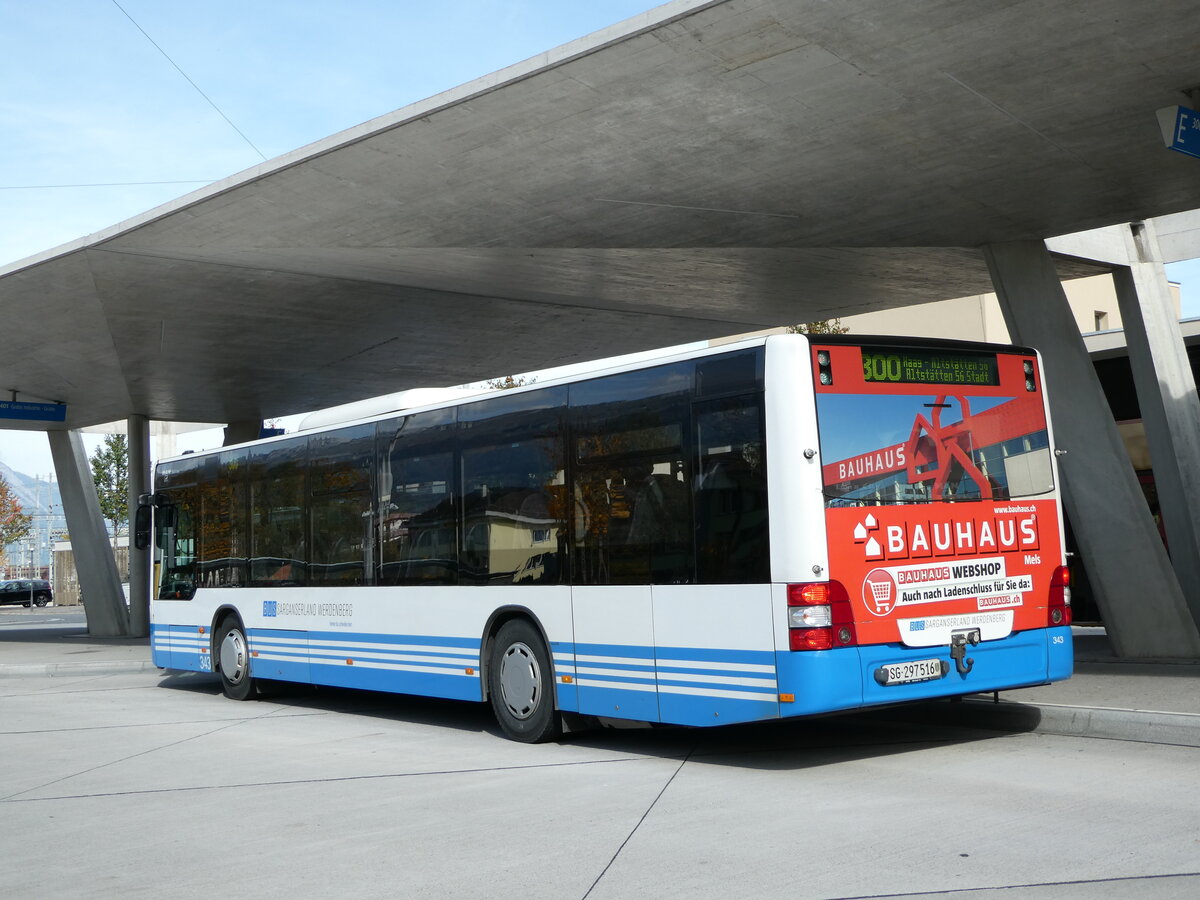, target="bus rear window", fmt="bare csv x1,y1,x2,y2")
816,391,1053,504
